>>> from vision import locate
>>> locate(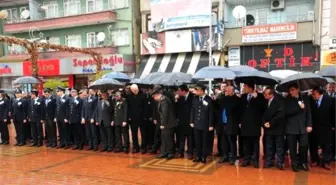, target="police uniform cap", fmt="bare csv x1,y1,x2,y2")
195,83,206,91
31,89,39,96
43,88,53,93
14,89,22,94
56,86,66,92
